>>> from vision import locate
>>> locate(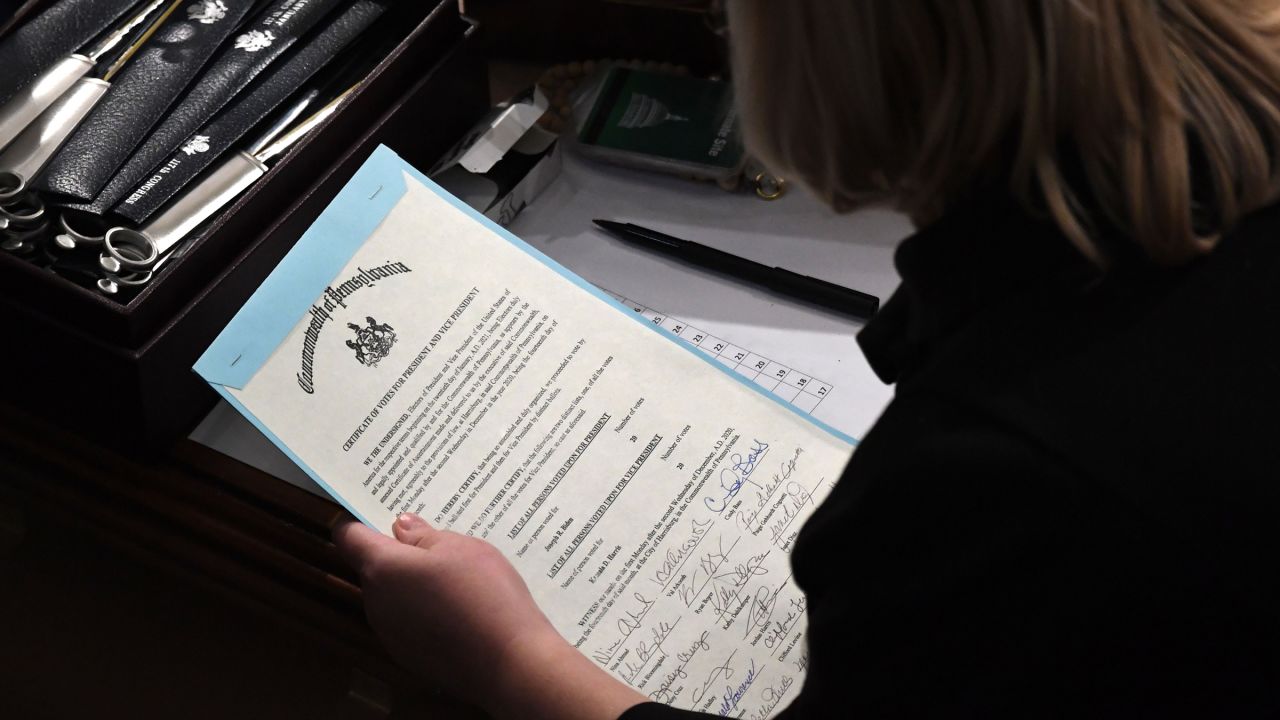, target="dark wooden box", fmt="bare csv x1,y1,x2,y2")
0,1,489,453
